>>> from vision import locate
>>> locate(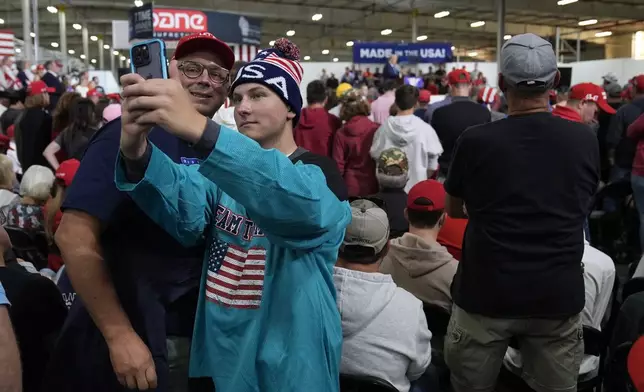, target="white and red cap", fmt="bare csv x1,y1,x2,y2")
569,82,616,114
173,32,235,71
28,80,55,96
